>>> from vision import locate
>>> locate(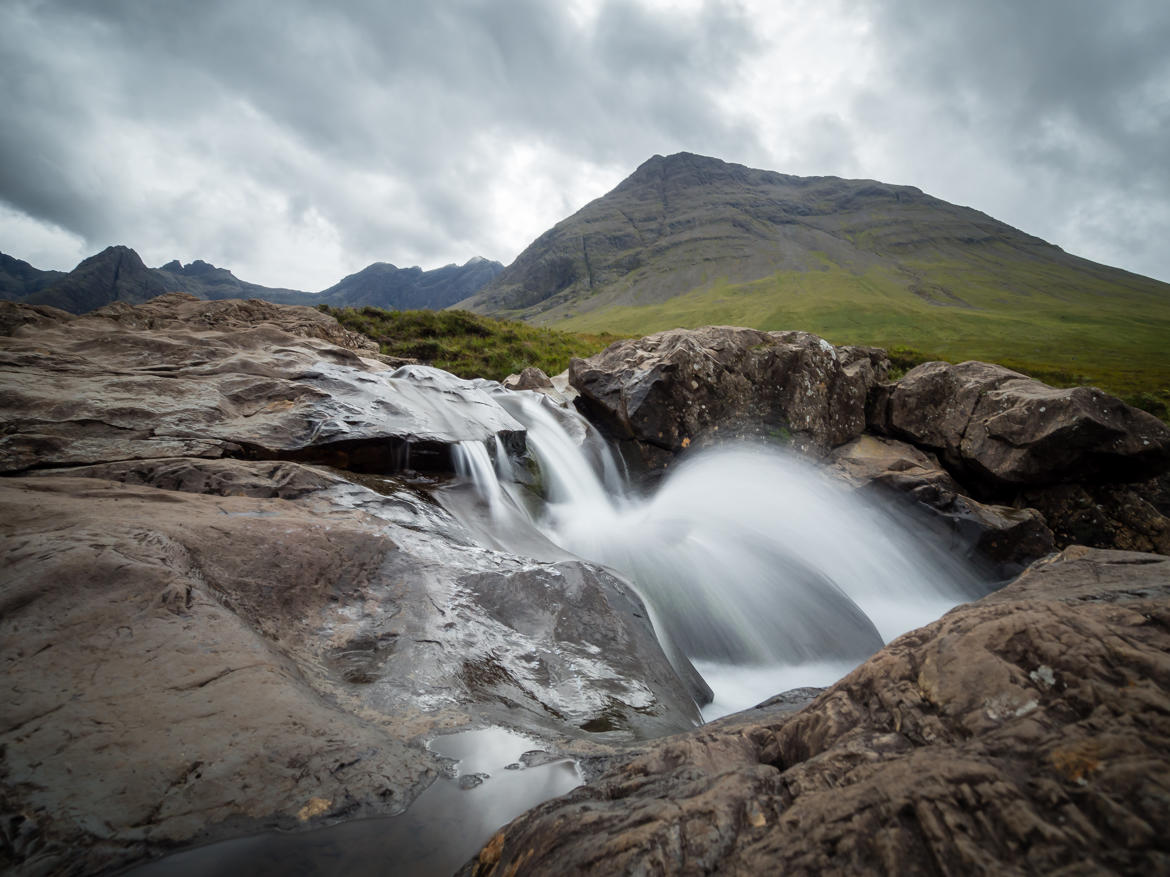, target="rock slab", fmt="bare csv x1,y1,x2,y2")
871,360,1170,489
463,547,1170,876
